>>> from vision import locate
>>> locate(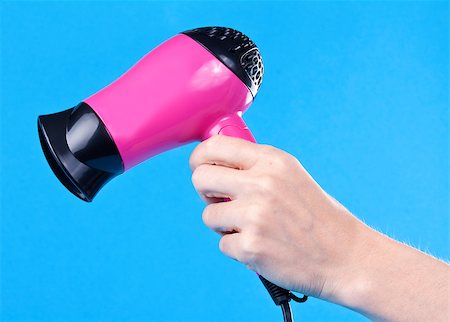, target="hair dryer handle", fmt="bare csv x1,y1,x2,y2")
204,113,256,143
